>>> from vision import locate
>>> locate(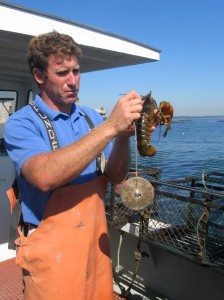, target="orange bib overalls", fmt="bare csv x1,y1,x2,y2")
15,176,114,300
